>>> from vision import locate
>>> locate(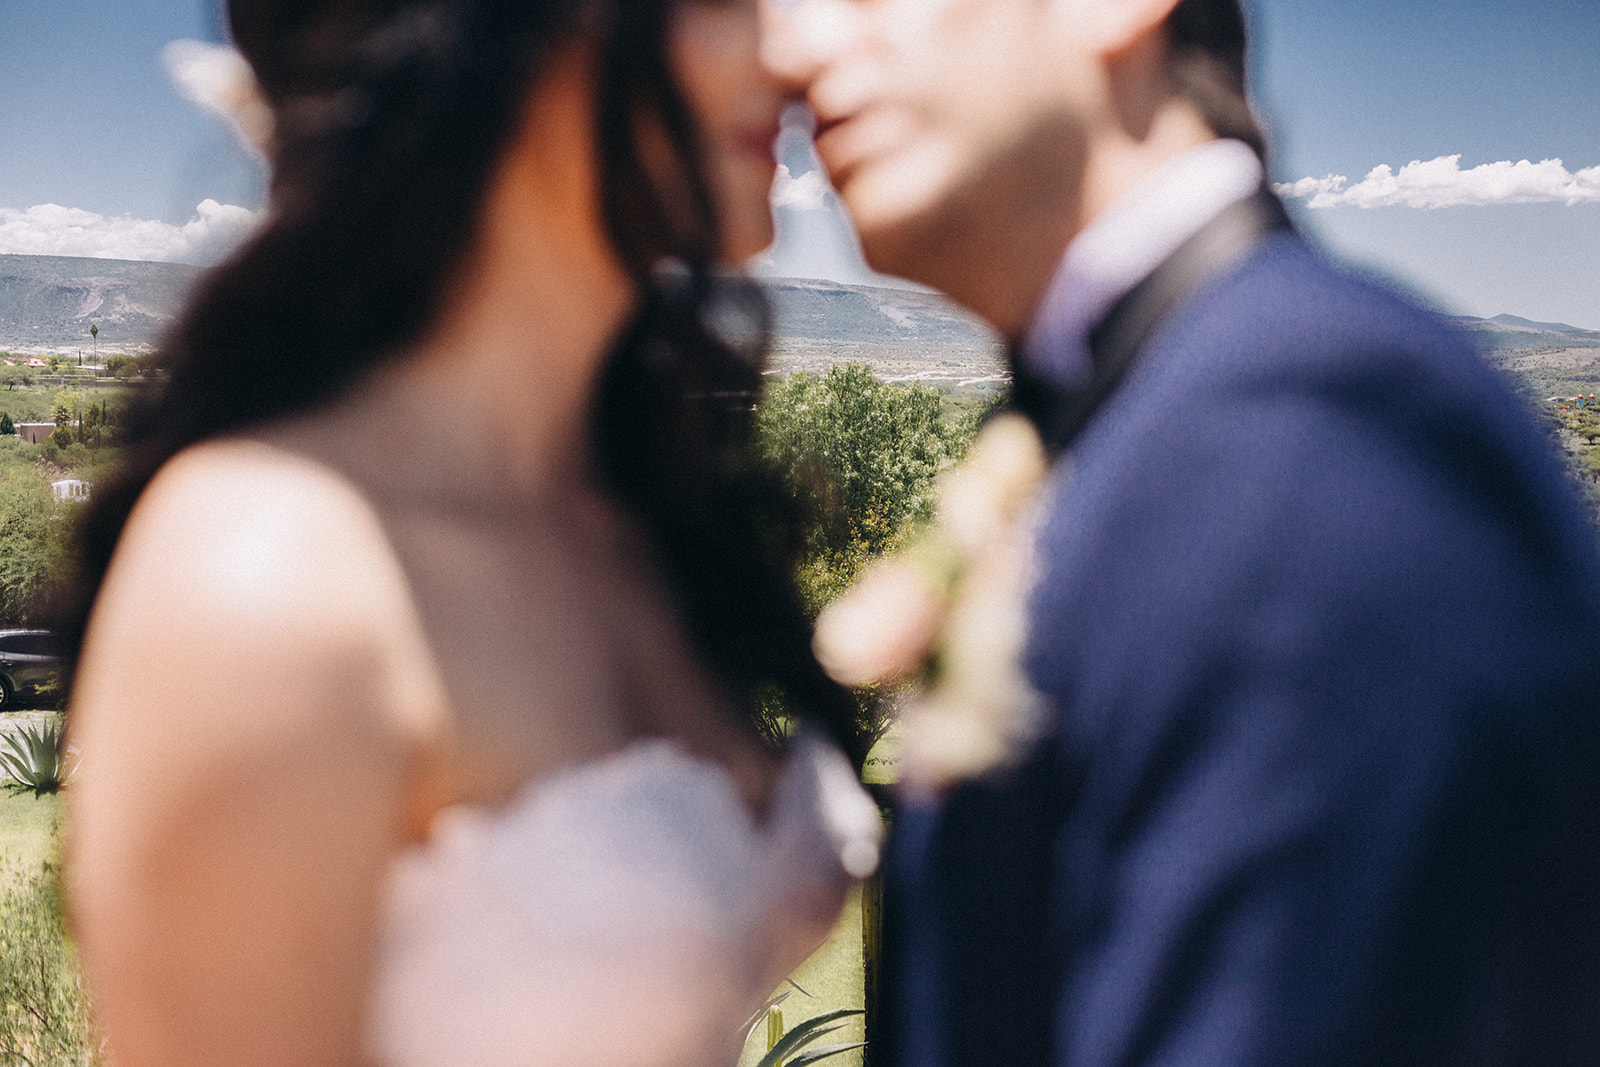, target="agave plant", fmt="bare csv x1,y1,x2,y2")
1,719,70,797
754,1007,865,1067
739,981,866,1067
